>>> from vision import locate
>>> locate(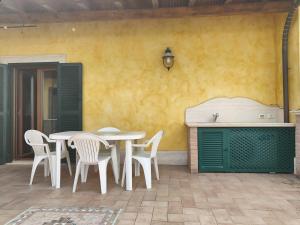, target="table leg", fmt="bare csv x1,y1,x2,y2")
125,140,133,191
55,140,62,189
